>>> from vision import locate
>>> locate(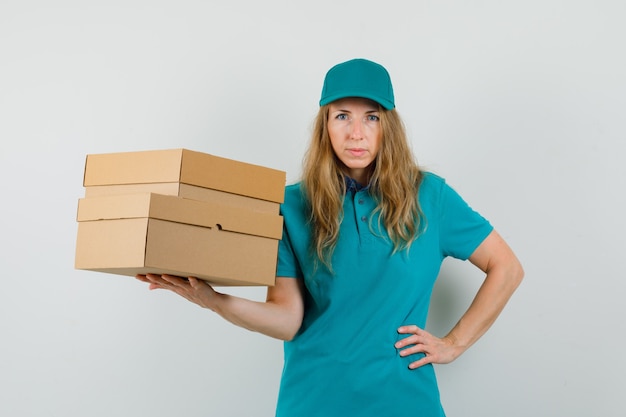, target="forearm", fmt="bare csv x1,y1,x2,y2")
395,231,523,369
210,291,302,341
444,260,524,355
138,274,304,341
